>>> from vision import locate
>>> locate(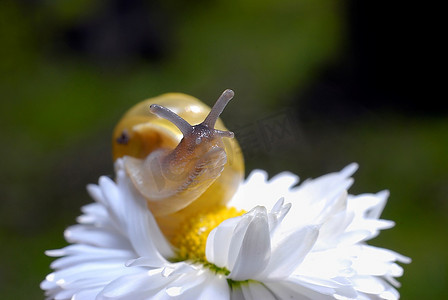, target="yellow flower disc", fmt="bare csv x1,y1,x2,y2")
171,206,246,262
